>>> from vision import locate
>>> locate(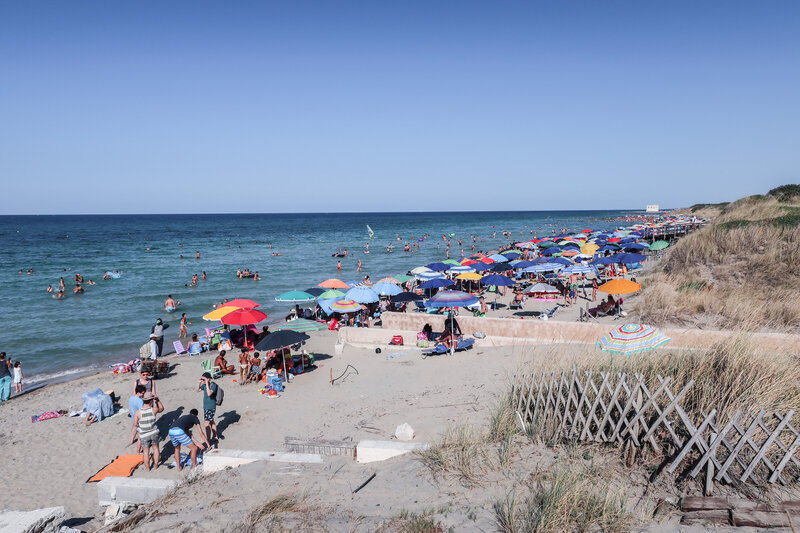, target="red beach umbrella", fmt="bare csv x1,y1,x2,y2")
220,307,268,348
